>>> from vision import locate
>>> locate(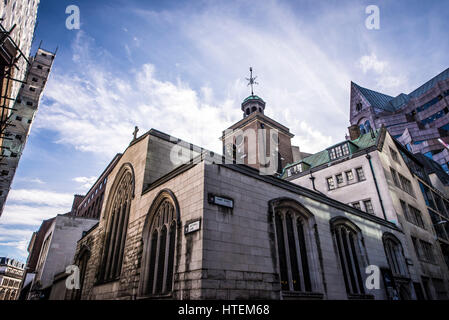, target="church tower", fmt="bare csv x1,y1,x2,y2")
221,68,294,175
